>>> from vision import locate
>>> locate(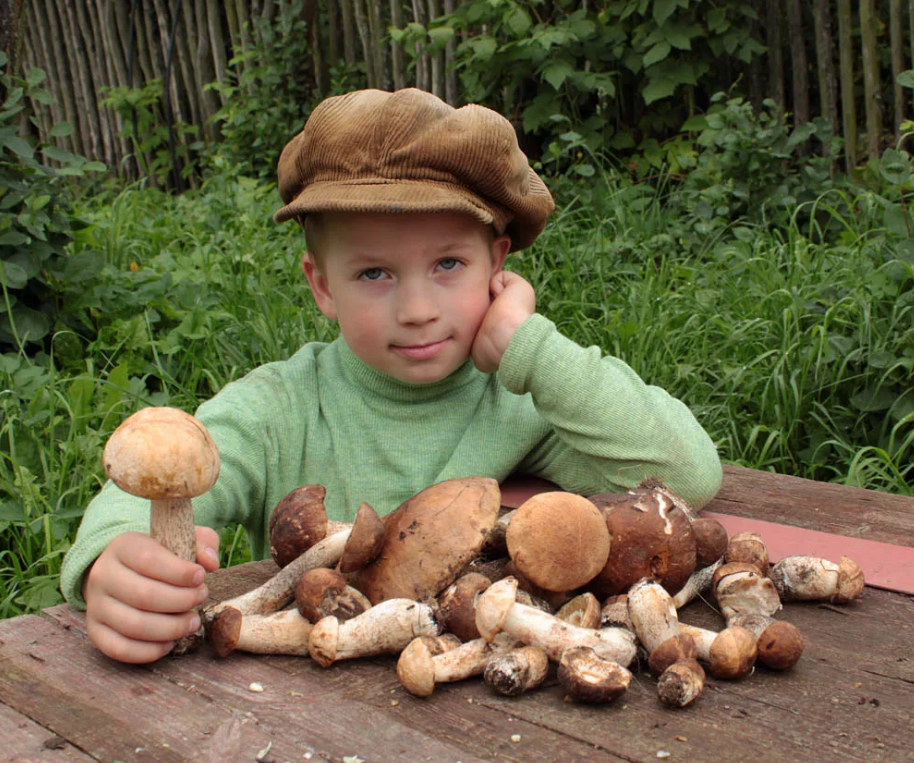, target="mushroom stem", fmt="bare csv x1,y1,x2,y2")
769,556,865,603
476,578,636,666
483,646,549,696
627,579,698,676
211,607,313,658
150,498,196,562
671,559,722,609
309,598,438,668
206,528,351,621
657,658,705,708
